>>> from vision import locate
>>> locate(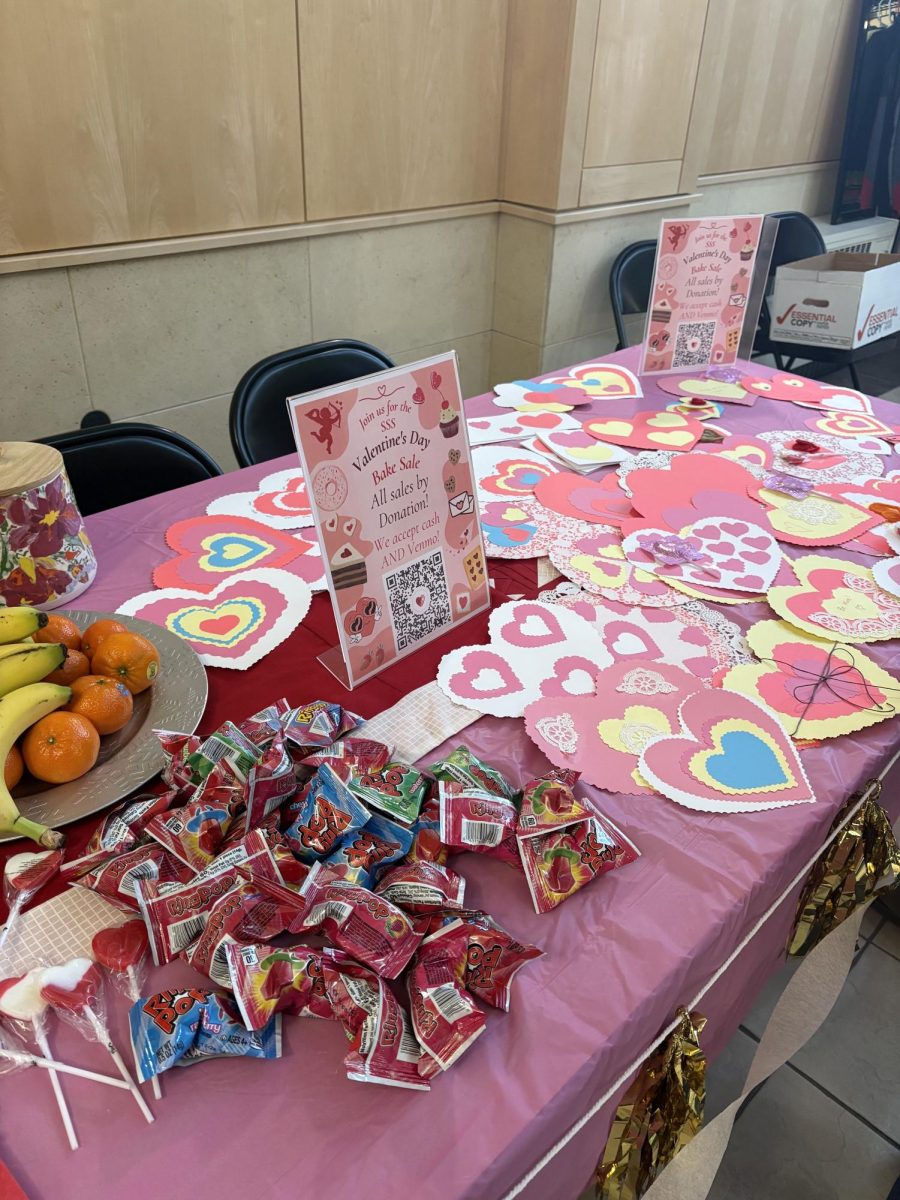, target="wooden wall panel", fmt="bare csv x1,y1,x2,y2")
0,0,304,256
583,0,708,169
298,0,506,220
698,0,855,175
